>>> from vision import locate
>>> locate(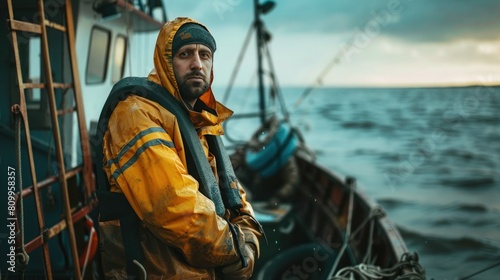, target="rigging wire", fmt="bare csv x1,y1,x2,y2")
292,5,397,111
222,20,291,121
222,23,255,104
293,34,355,110
262,35,290,121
